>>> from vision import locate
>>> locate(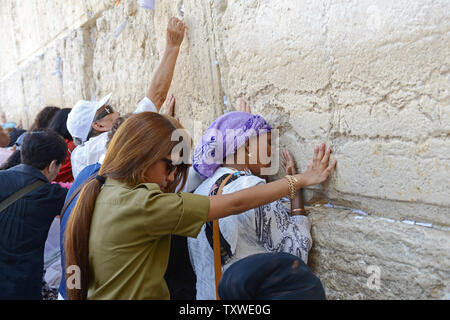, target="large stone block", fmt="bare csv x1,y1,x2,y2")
0,3,18,79
0,71,25,125
211,0,331,110
333,139,450,205
8,0,42,68
308,206,450,299
59,27,97,108
0,0,448,300
0,0,112,80
36,0,86,48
